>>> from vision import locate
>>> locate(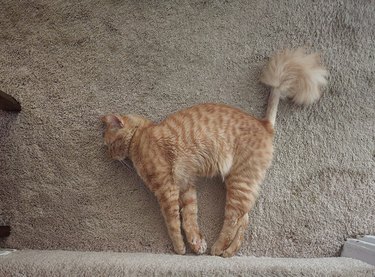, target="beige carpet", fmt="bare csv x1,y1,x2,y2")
0,0,374,258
